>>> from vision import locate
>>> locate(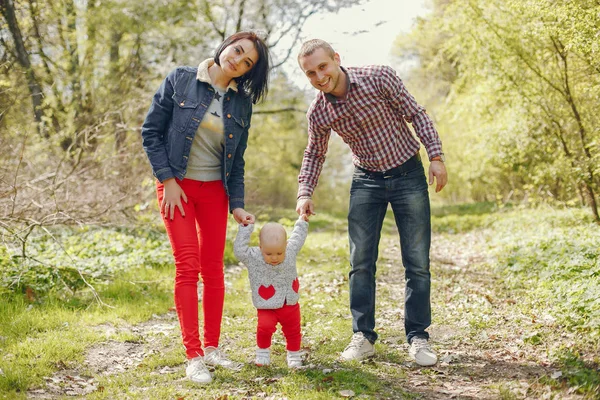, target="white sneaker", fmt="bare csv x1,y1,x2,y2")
204,347,243,370
186,356,212,384
409,337,438,366
340,332,375,361
255,348,271,366
287,350,303,368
